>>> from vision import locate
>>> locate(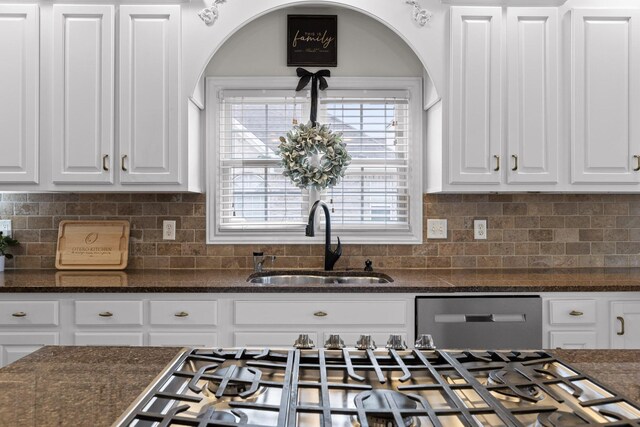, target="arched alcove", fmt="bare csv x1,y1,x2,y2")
183,0,443,108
